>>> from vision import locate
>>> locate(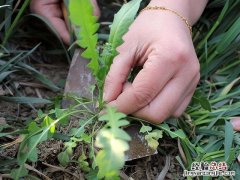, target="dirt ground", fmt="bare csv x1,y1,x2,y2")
0,1,183,179
0,44,182,179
